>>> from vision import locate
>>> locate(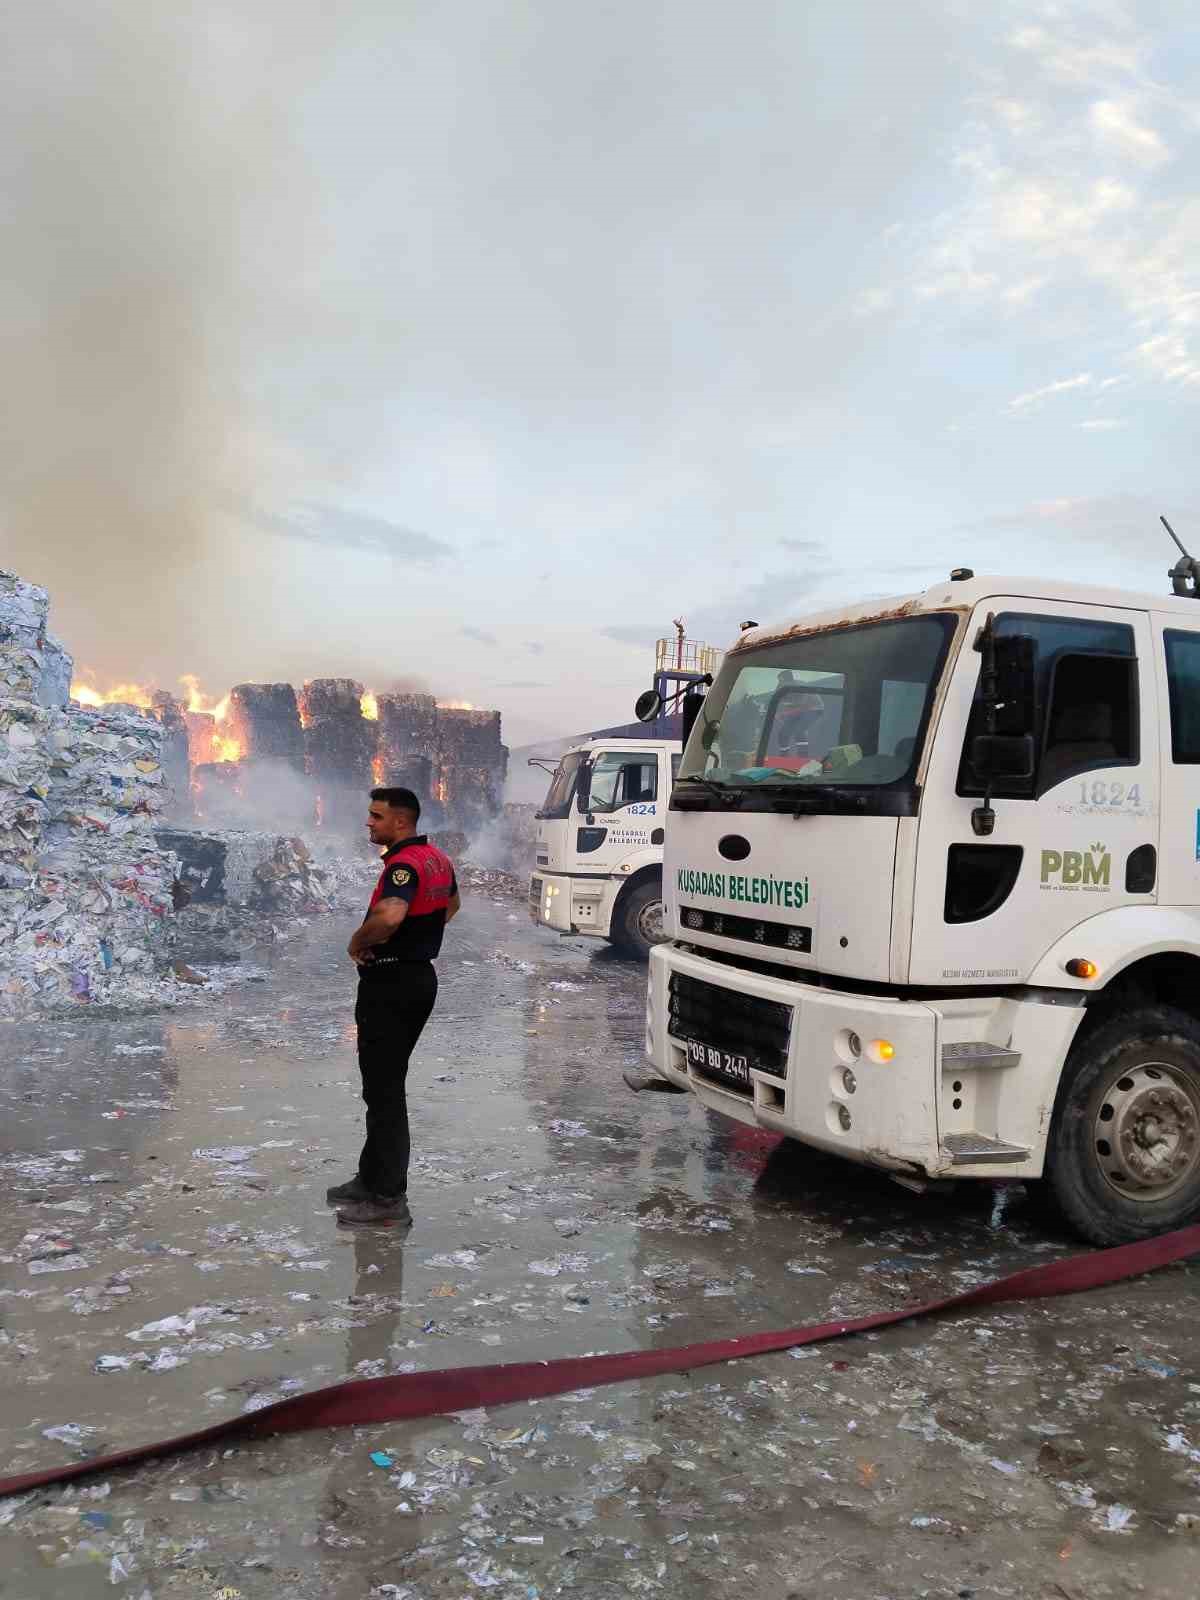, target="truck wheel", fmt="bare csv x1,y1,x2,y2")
1042,1003,1200,1246
614,881,666,960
